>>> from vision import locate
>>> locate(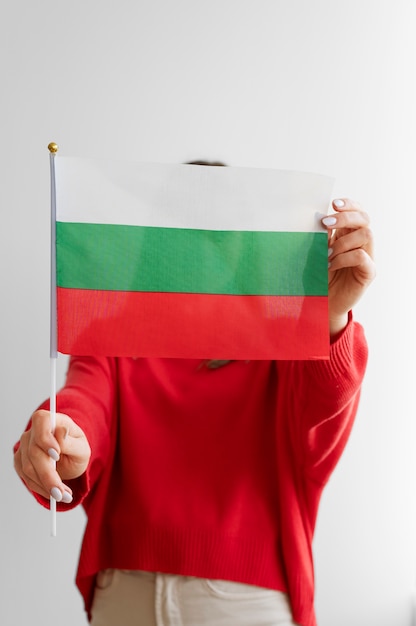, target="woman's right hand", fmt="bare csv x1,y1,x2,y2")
14,409,91,503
